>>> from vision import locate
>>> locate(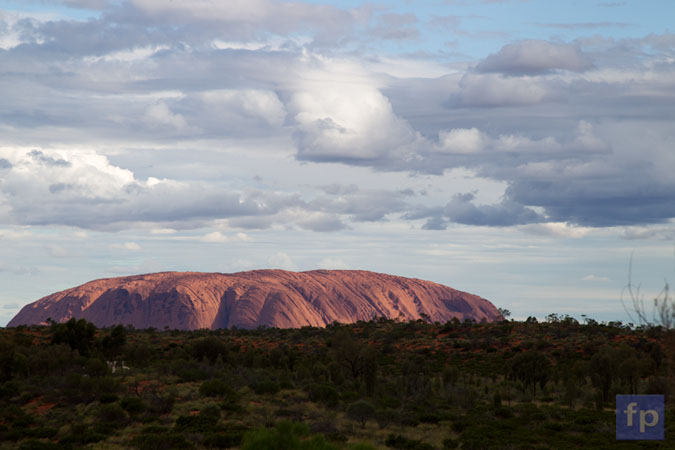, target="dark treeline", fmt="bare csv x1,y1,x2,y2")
0,315,673,449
